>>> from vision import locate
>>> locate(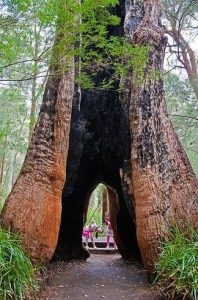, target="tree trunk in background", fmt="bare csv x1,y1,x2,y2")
0,133,8,200
29,65,37,144
1,54,74,260
102,187,108,223
163,0,198,102
125,0,198,271
28,20,40,144
168,25,198,101
106,187,122,248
